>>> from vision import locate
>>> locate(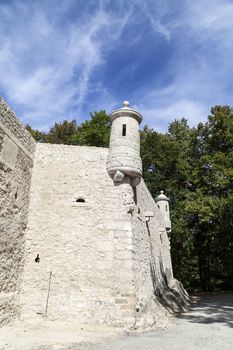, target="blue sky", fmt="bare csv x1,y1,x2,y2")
1,0,233,132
